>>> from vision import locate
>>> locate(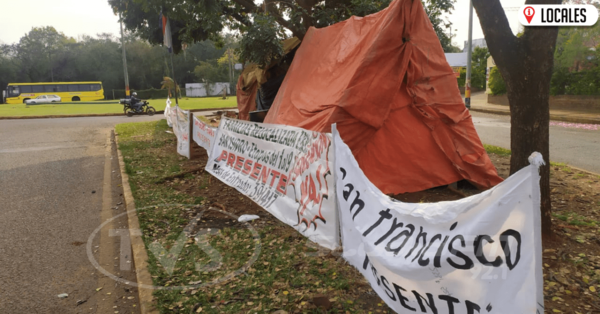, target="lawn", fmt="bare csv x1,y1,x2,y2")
0,97,237,117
